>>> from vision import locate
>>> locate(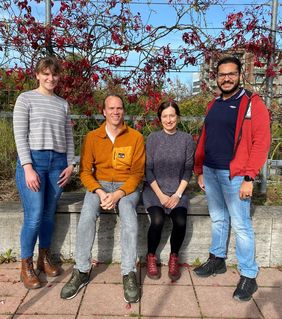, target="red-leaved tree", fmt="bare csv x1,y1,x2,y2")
0,0,281,113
